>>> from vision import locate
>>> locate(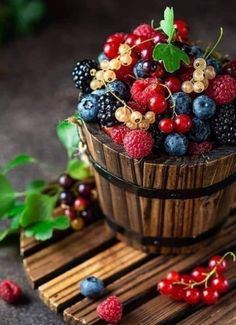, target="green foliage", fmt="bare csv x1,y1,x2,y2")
1,154,37,174
152,6,190,73
57,120,80,159
0,174,15,218
67,159,90,180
